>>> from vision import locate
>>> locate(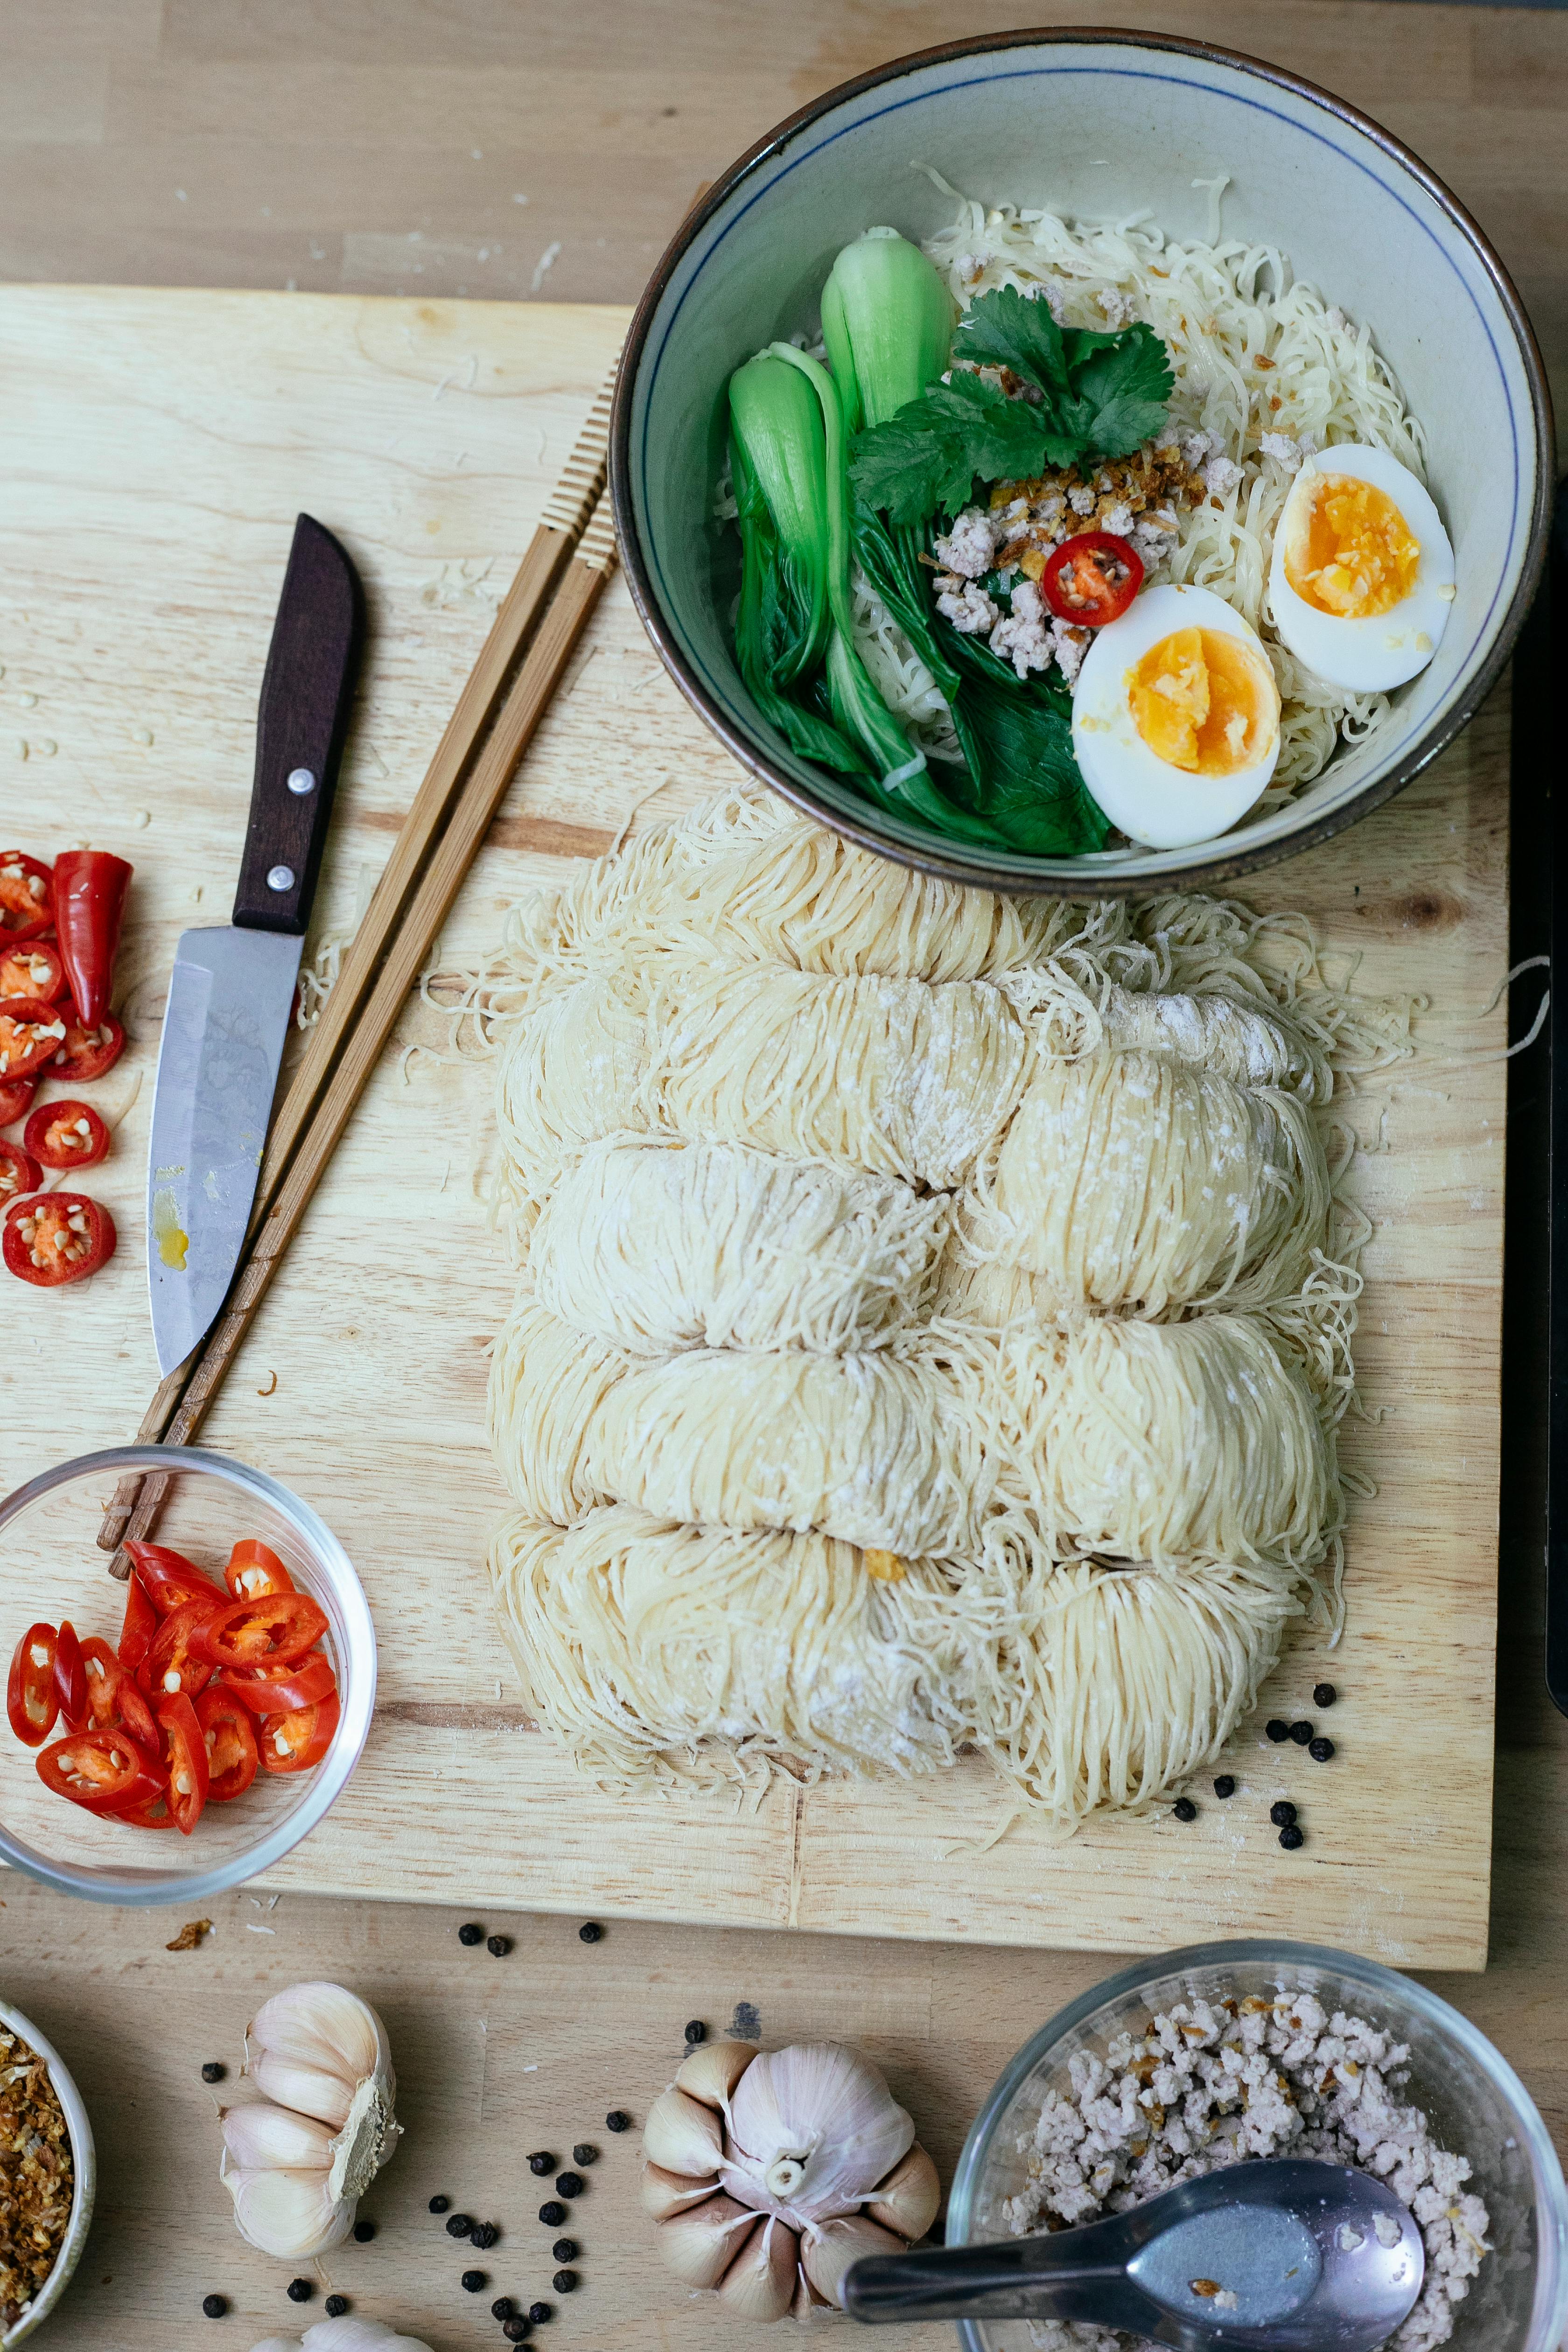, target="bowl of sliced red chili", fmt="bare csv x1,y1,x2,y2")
0,1447,375,1906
